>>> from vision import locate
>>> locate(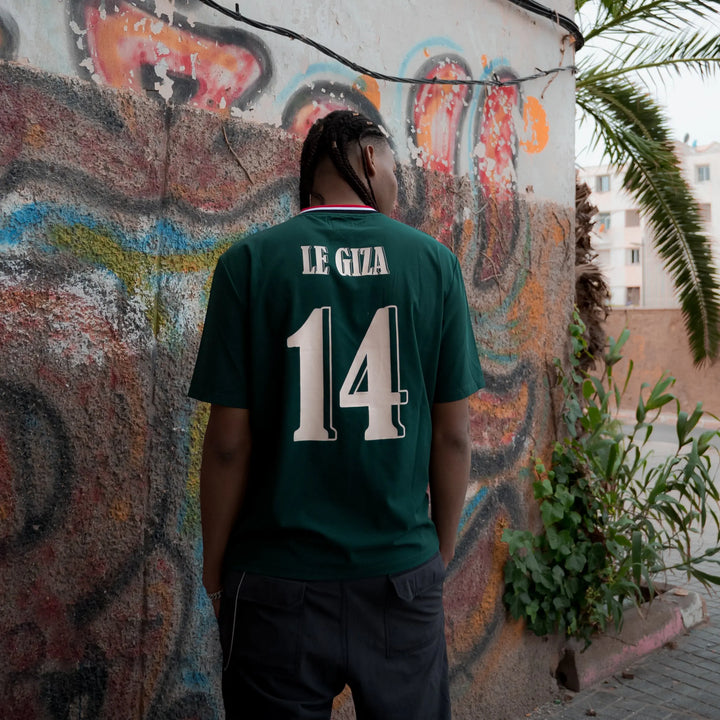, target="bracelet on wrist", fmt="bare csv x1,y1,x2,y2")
207,588,223,602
